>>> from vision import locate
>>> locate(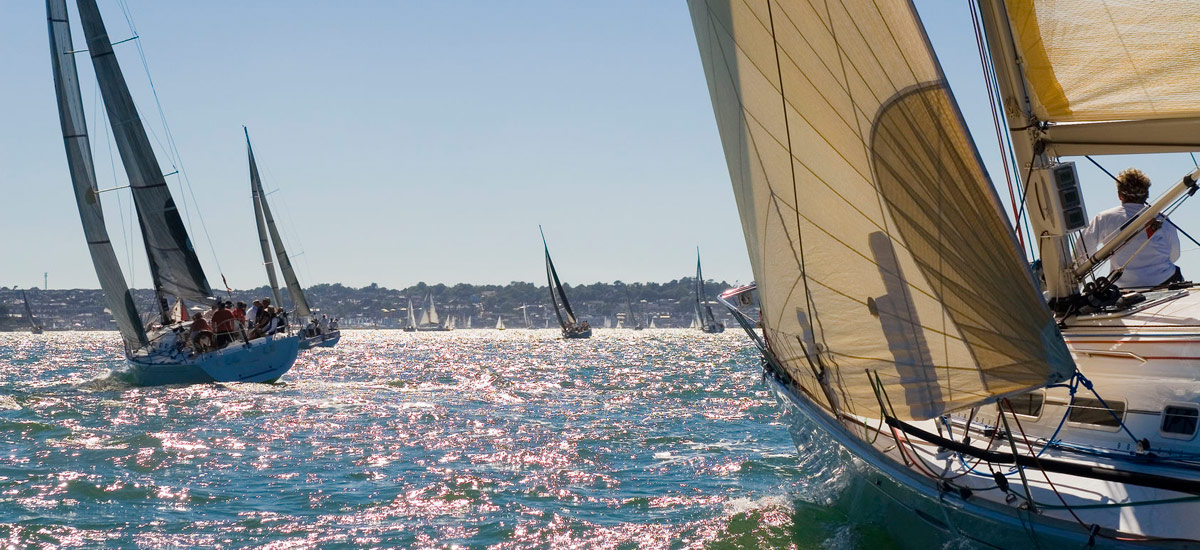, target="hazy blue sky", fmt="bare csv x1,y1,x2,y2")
3,2,1198,291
